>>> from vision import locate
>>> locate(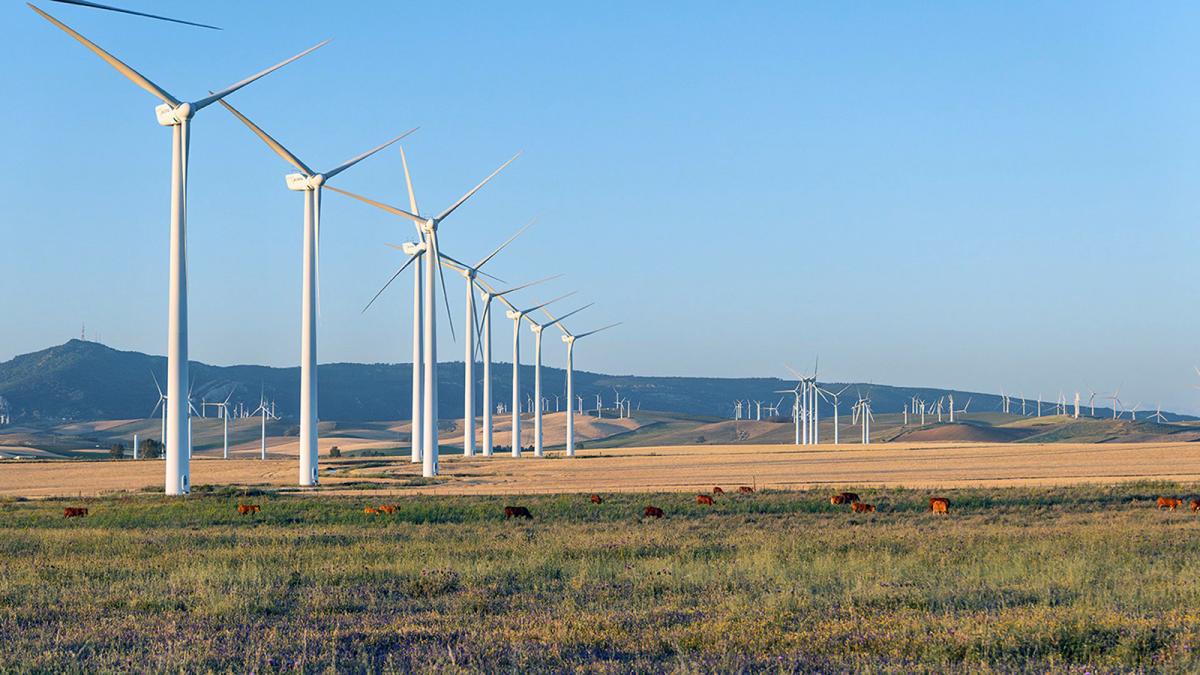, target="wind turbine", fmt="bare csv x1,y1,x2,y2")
329,150,523,476
201,393,234,459
541,307,618,457
1149,404,1168,424
28,3,326,495
149,373,168,452
47,0,222,29
216,101,415,487
525,304,592,456
818,386,850,445
251,394,279,460
852,392,873,445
